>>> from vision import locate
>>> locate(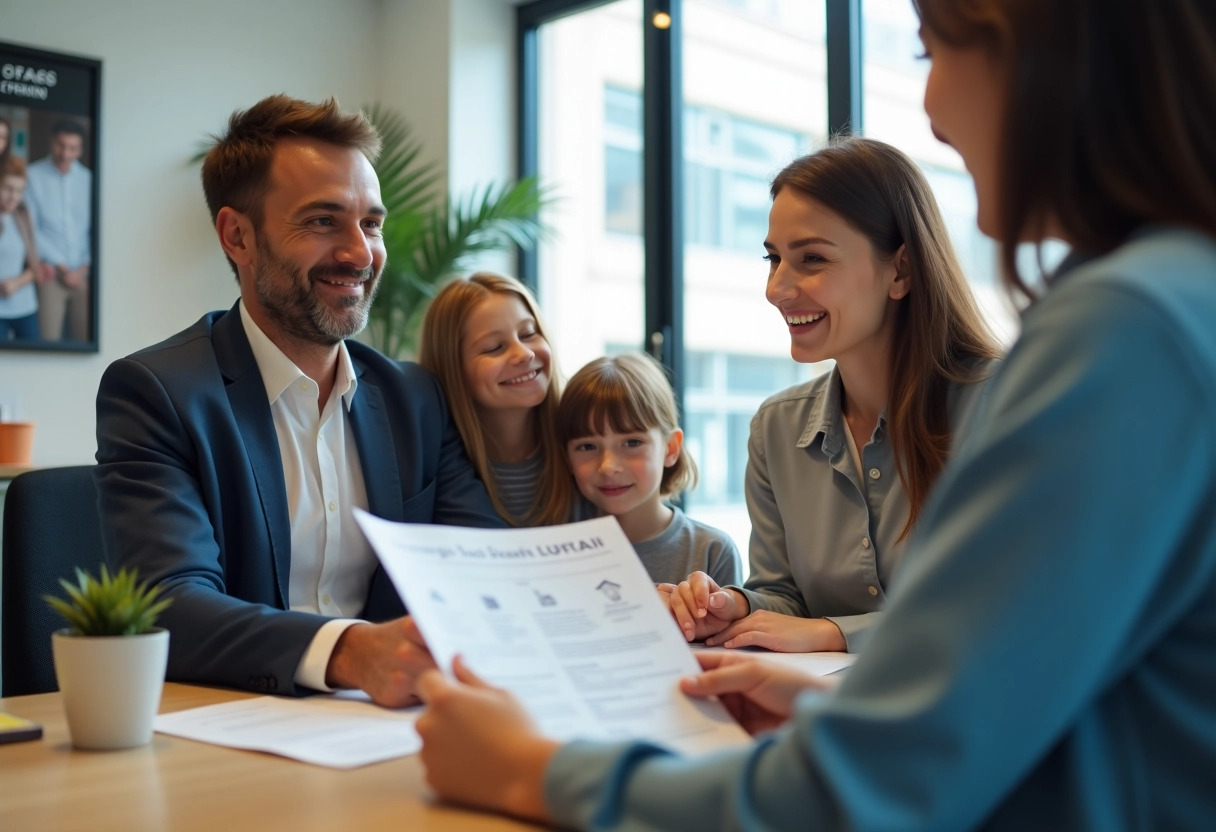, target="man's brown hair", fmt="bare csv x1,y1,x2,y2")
200,94,381,230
